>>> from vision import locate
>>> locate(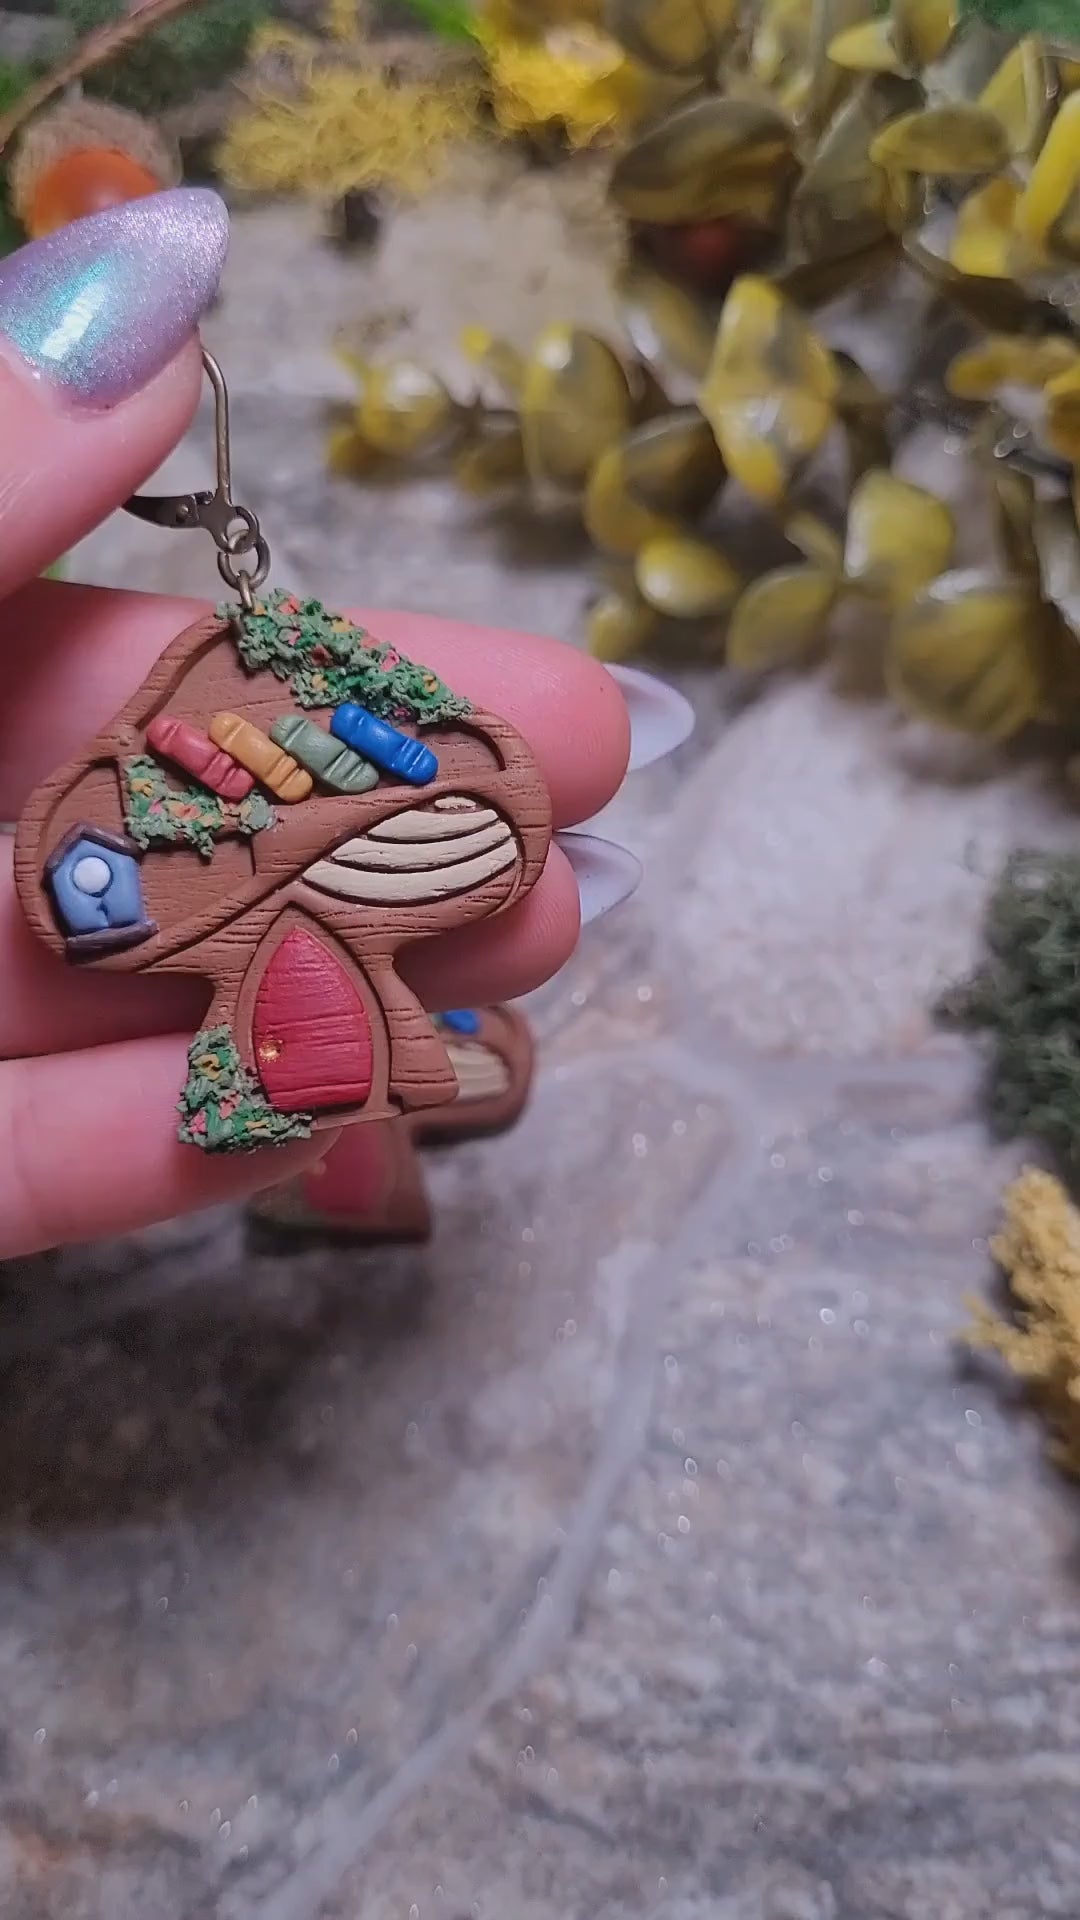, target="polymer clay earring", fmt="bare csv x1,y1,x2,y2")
15,352,551,1152
251,1002,534,1241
